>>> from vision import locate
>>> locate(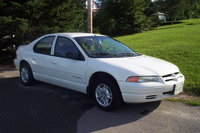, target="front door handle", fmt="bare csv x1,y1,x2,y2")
51,62,57,65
